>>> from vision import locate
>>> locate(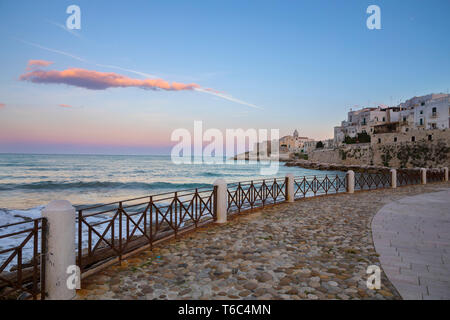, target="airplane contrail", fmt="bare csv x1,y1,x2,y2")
194,88,262,109
19,39,157,78
94,63,158,79
17,39,87,62
45,20,83,39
